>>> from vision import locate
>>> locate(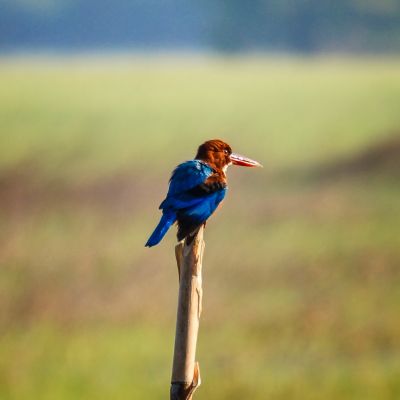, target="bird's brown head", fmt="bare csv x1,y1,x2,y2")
195,139,262,173
195,139,232,171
